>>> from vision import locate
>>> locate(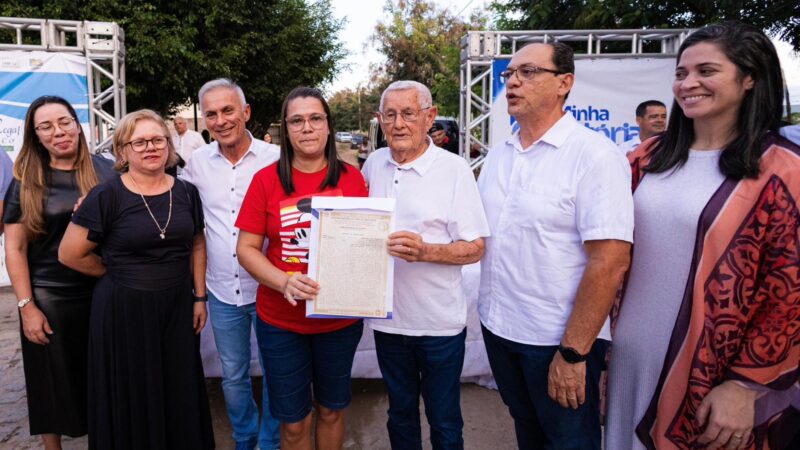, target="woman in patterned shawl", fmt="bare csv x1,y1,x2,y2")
606,22,799,450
